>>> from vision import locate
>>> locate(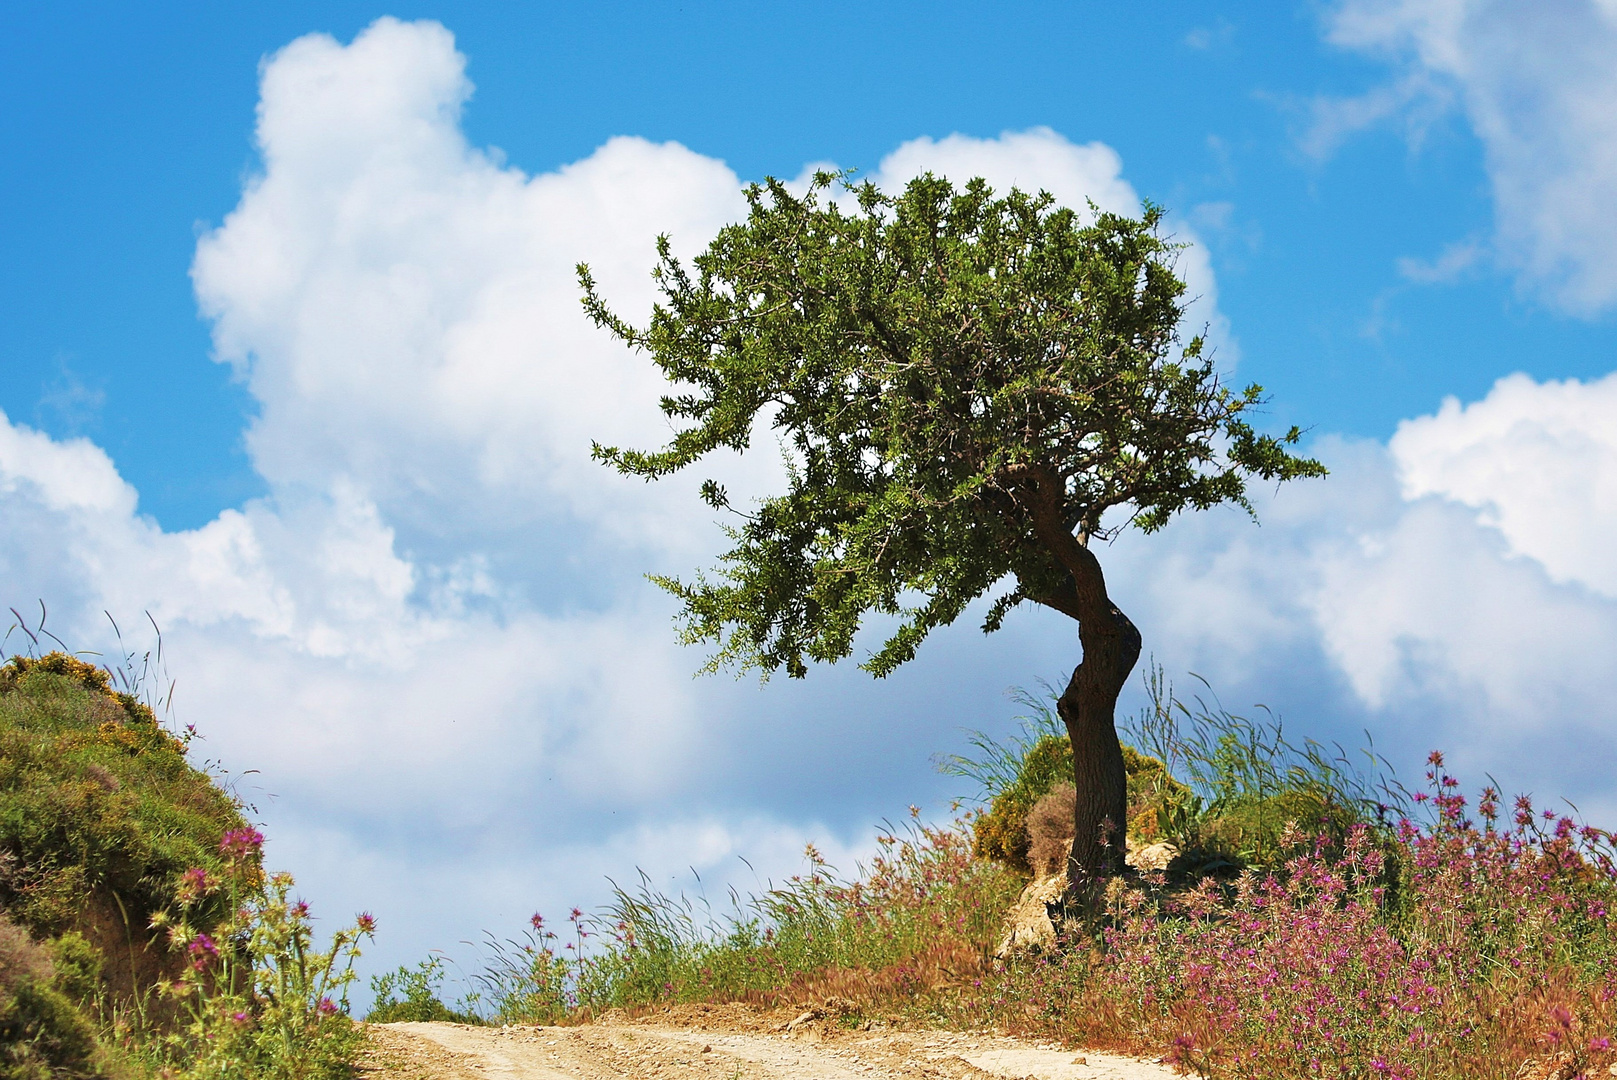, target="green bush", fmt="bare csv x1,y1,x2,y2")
0,915,107,1080
952,666,1393,878
366,957,480,1024
950,683,1187,875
